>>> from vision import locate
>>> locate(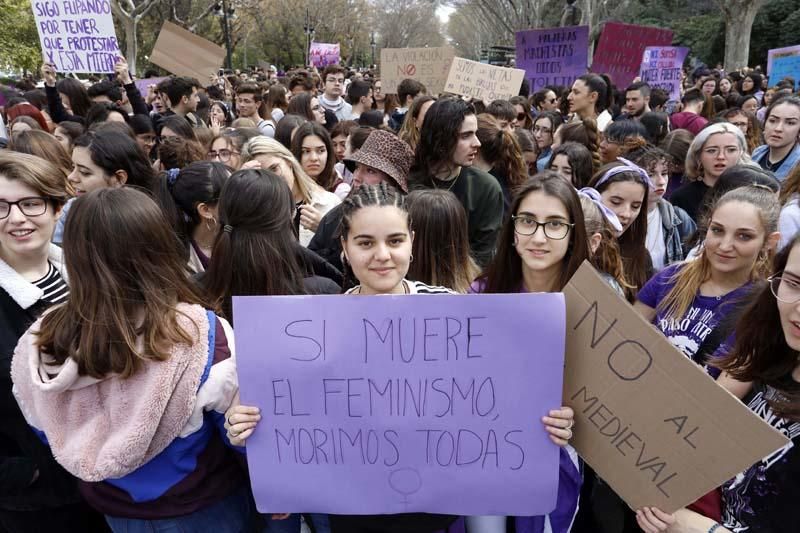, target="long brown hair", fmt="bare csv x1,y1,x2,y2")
398,95,436,151
480,172,590,293
36,188,209,379
202,169,307,321
588,162,650,295
476,114,527,193
406,190,480,293
657,185,779,321
715,235,800,420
